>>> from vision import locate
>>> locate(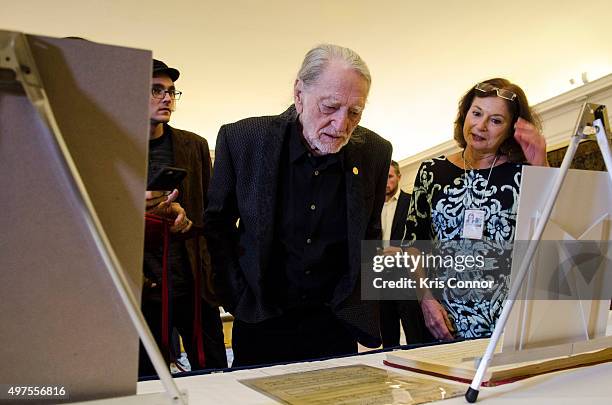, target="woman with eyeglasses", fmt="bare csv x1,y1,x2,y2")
403,78,548,341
